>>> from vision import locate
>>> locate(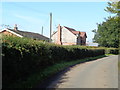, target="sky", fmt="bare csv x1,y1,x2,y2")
1,1,113,42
